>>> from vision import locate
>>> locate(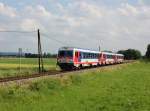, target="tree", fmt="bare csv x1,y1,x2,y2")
118,49,141,60
145,44,150,59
